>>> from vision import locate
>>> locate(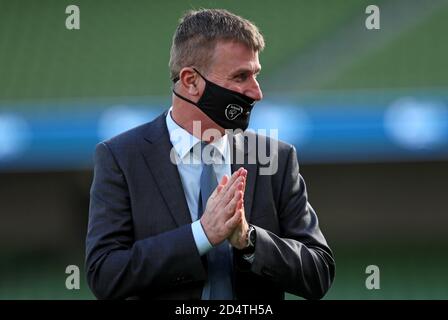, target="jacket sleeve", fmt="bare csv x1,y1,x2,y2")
85,142,206,299
249,145,335,300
